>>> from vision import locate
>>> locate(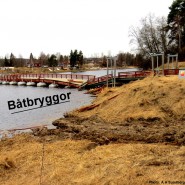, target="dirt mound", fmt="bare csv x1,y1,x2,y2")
49,75,185,146
72,75,185,122
52,115,185,145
